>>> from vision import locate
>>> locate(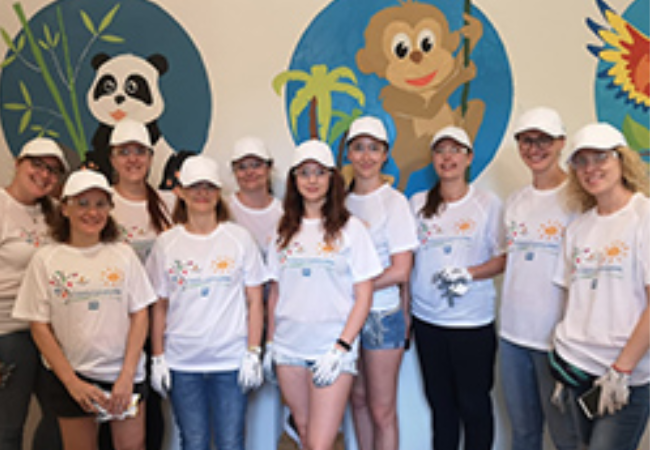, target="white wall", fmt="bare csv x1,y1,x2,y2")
3,0,648,449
